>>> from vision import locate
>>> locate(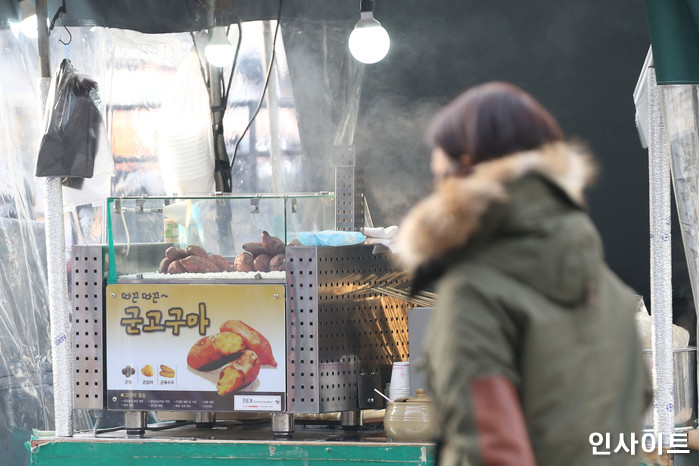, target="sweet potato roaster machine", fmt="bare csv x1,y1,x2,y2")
70,194,416,437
